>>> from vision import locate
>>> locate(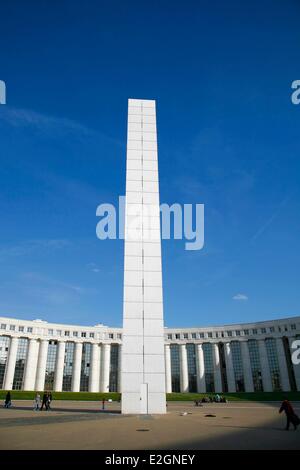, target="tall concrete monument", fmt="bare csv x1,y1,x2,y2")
121,98,166,414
